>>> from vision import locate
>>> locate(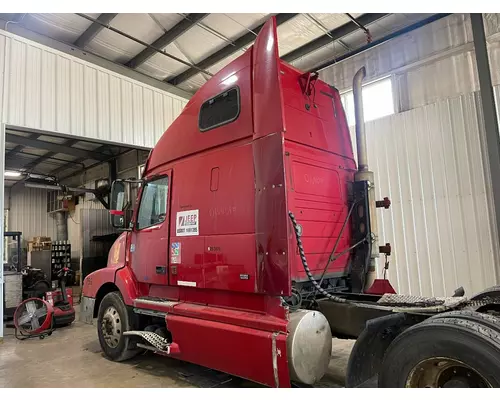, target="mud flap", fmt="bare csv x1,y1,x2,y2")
345,313,419,388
